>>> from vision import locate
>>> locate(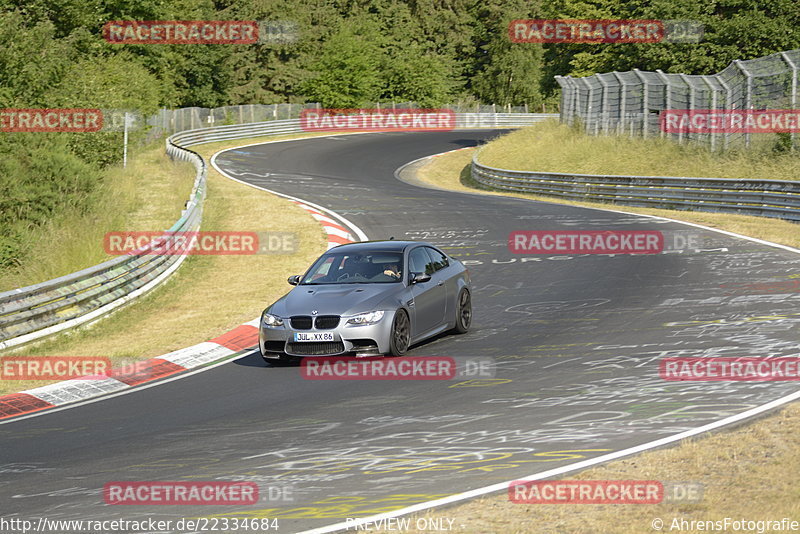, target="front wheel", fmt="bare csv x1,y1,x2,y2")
453,289,472,334
388,309,411,356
